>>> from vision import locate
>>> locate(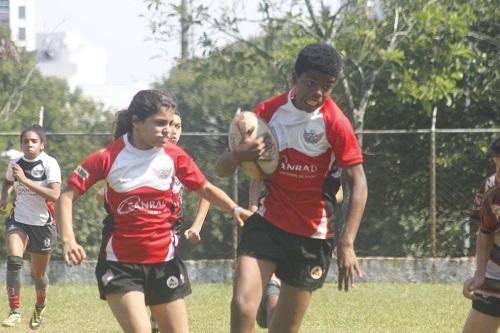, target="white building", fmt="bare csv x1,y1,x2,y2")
36,30,107,91
0,0,36,51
